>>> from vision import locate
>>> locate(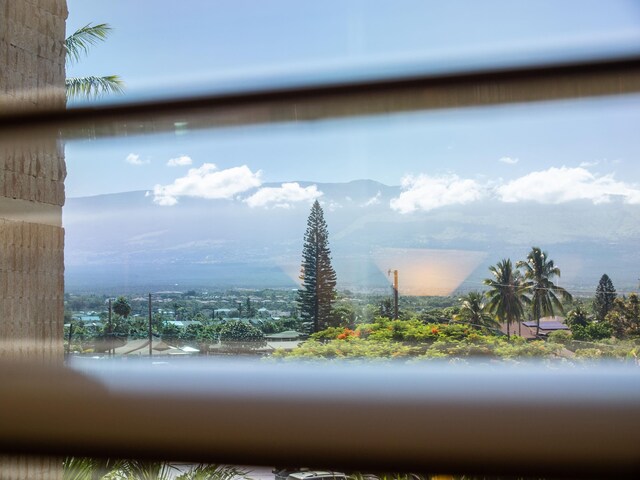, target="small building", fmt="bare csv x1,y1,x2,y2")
522,316,569,337
499,316,569,339
265,331,303,351
265,331,302,341
73,314,101,324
